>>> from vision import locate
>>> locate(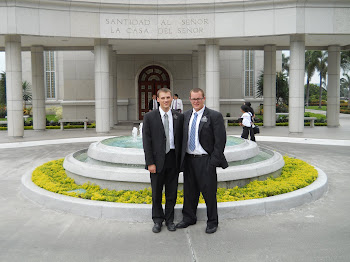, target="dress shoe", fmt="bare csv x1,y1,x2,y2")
175,221,195,229
205,225,218,234
152,222,162,233
166,222,176,231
